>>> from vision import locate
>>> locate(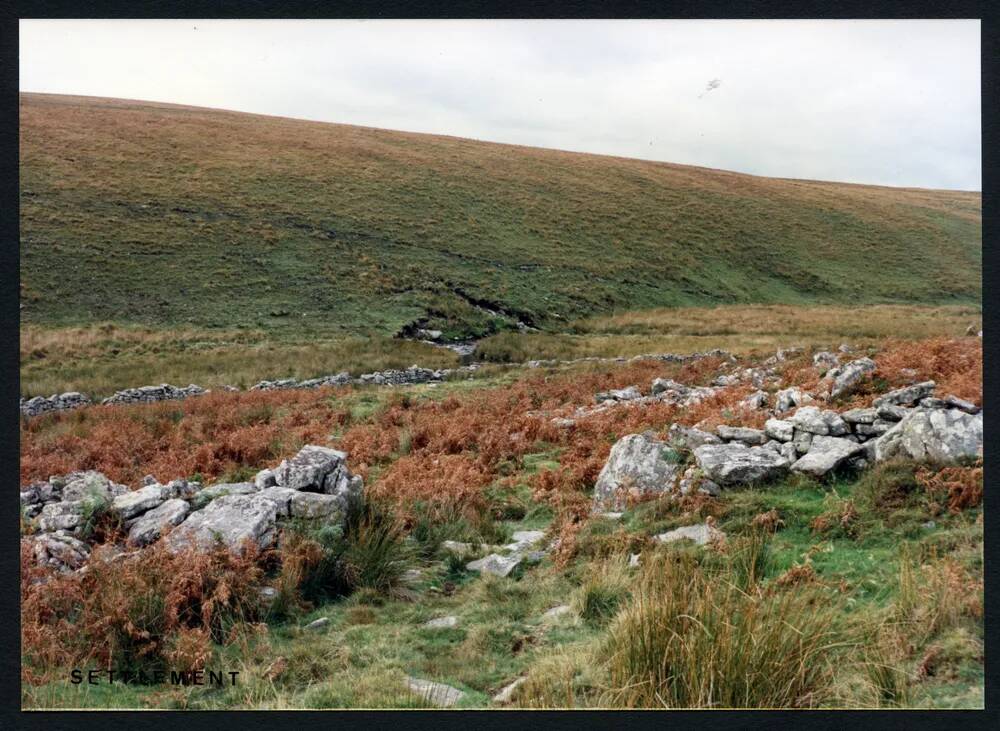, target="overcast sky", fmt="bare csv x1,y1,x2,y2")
20,19,981,190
